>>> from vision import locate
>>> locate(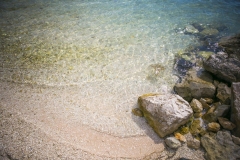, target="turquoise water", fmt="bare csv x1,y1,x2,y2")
0,0,240,136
